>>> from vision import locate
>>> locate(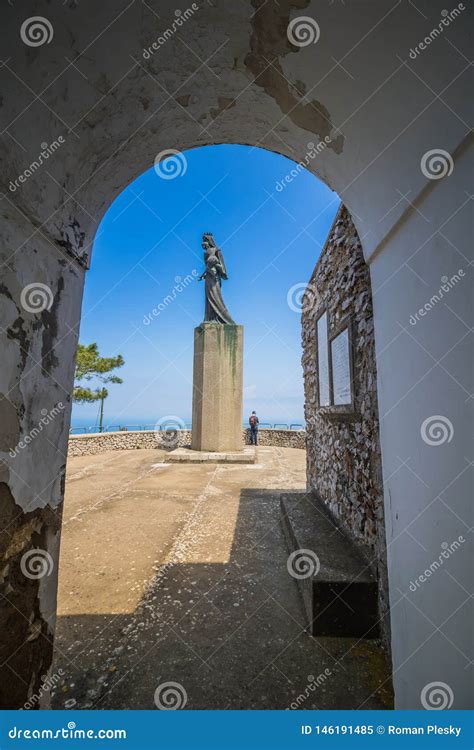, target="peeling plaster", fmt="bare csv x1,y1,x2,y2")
245,0,344,153
0,483,60,706
0,461,9,485
40,276,64,376
6,316,30,373
38,528,61,633
0,394,20,452
210,96,237,120
57,220,88,268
